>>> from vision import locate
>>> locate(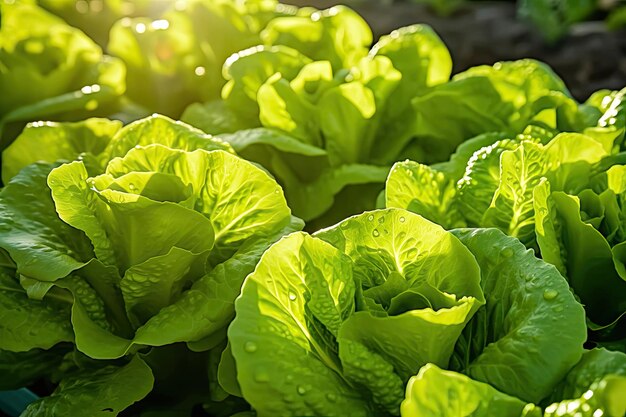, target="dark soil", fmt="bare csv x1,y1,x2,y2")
286,0,626,101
